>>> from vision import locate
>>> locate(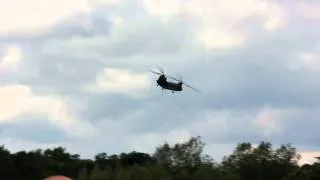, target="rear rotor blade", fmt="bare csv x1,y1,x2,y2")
183,83,200,92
